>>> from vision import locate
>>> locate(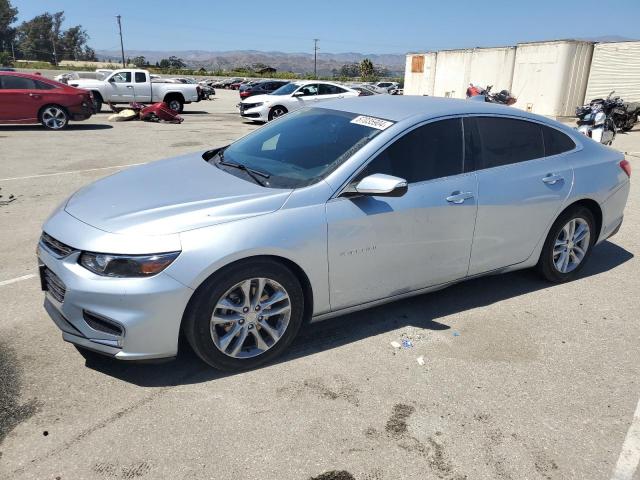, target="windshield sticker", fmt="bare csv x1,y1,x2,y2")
350,115,394,130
